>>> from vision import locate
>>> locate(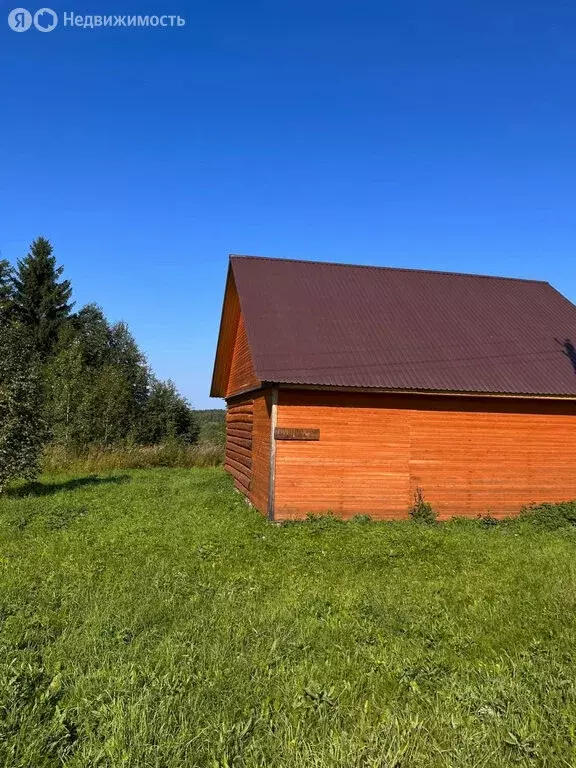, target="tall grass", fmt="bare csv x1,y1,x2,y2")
42,441,224,472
